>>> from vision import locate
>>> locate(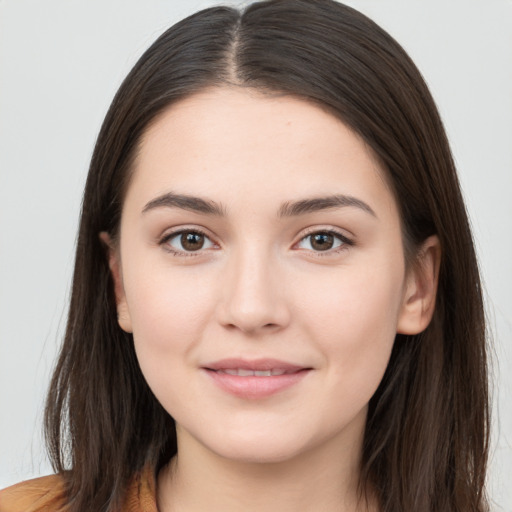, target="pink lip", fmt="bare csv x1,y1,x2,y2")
205,358,306,372
202,358,312,399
